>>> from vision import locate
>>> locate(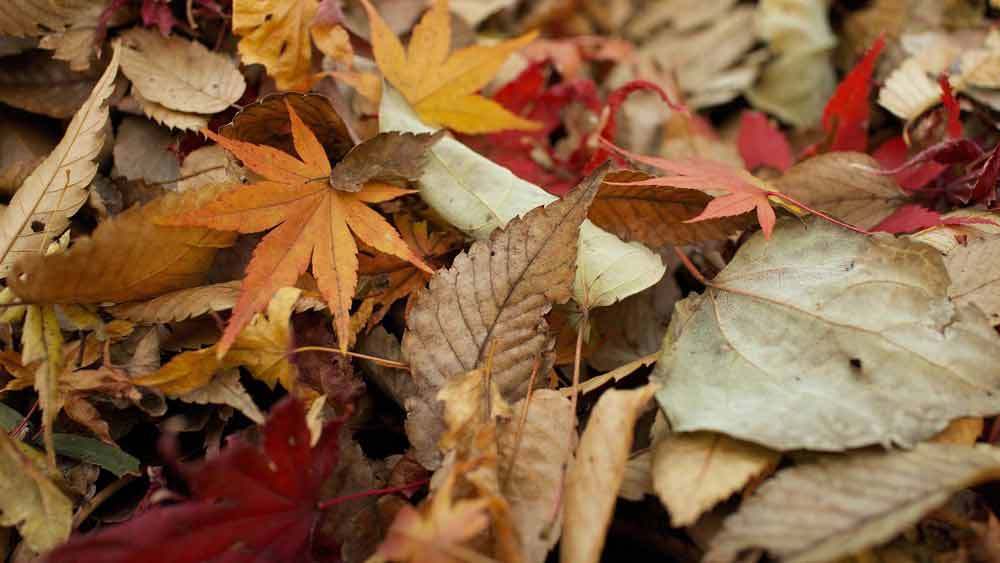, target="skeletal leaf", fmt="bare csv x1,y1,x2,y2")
562,383,657,563
118,28,246,114
652,431,779,527
0,431,72,553
0,46,119,277
654,218,1000,452
379,85,666,309
773,152,907,230
706,444,1000,563
10,187,236,304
